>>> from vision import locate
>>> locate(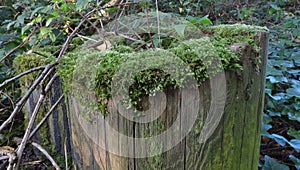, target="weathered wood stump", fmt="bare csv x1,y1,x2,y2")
67,31,269,170
19,24,269,169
